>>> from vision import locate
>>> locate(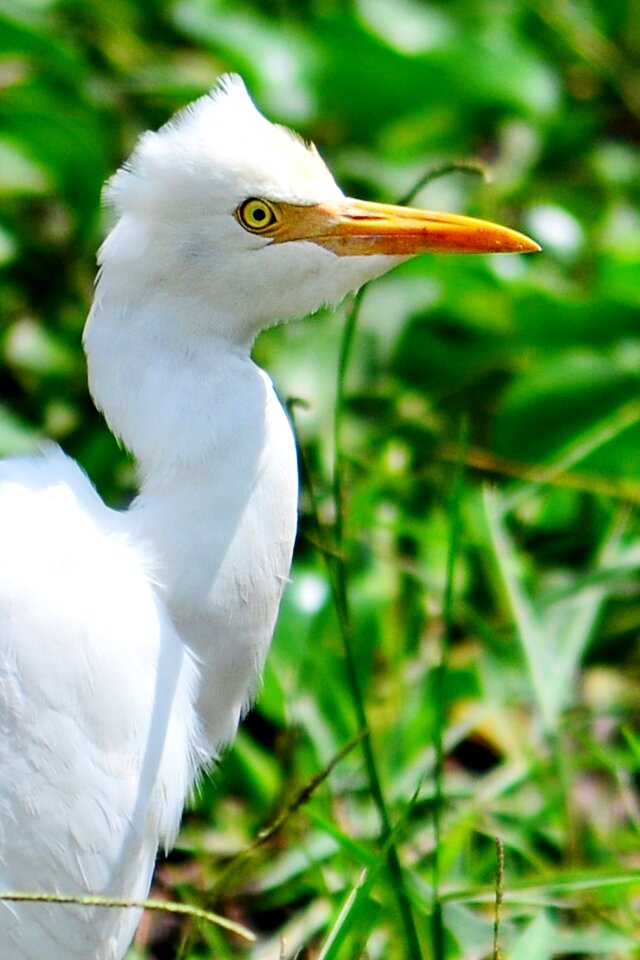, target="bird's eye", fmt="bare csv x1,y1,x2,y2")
235,198,281,234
